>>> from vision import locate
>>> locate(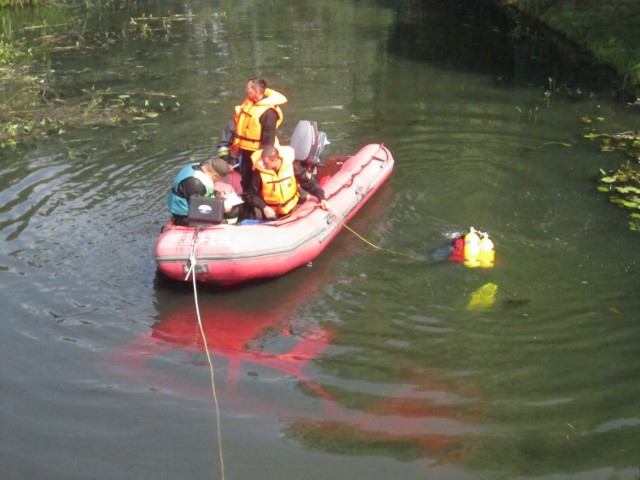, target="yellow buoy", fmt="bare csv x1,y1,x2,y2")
463,227,480,268
478,233,495,268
